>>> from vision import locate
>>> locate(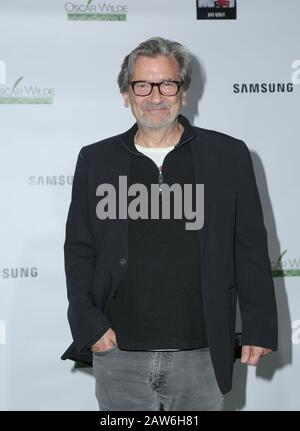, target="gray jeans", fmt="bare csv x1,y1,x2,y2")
92,346,224,411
